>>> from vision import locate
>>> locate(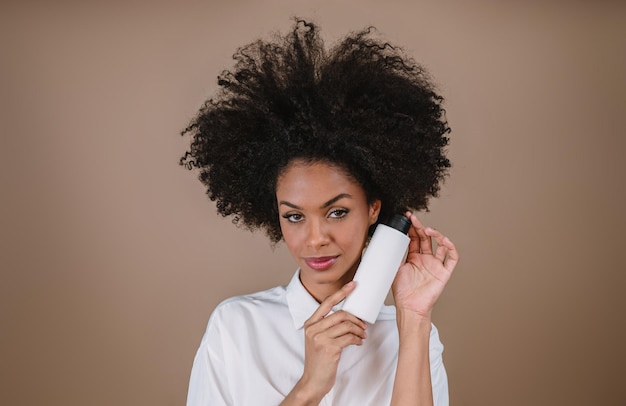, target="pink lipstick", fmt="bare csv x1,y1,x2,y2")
304,256,337,271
